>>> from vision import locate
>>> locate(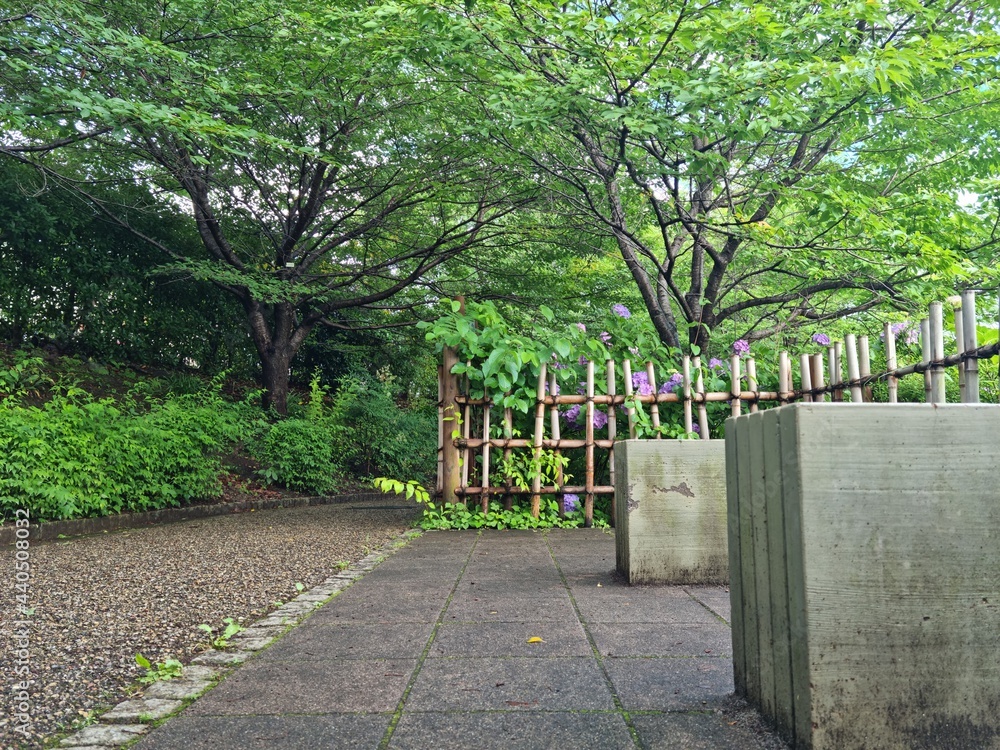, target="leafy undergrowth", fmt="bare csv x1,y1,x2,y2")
374,478,610,530
0,347,434,524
